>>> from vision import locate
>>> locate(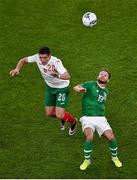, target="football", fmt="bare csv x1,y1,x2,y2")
82,12,97,27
